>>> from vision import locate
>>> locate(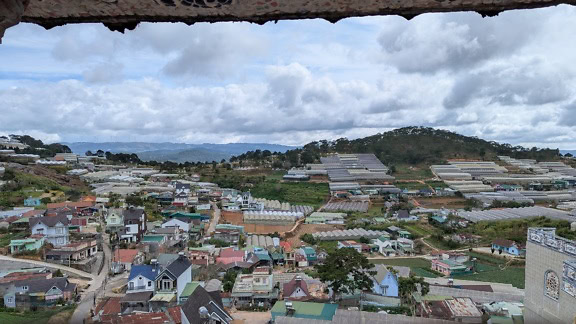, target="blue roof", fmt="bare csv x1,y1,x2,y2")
129,264,157,281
